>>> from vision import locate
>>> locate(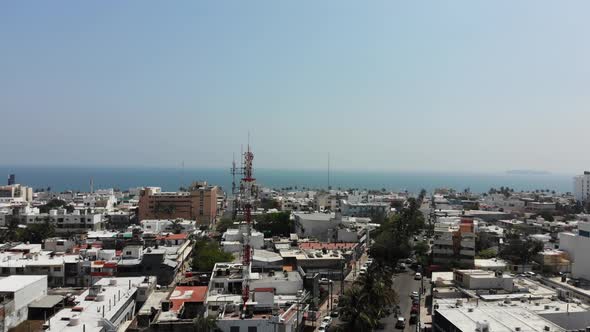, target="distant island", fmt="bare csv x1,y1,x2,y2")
506,169,551,175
